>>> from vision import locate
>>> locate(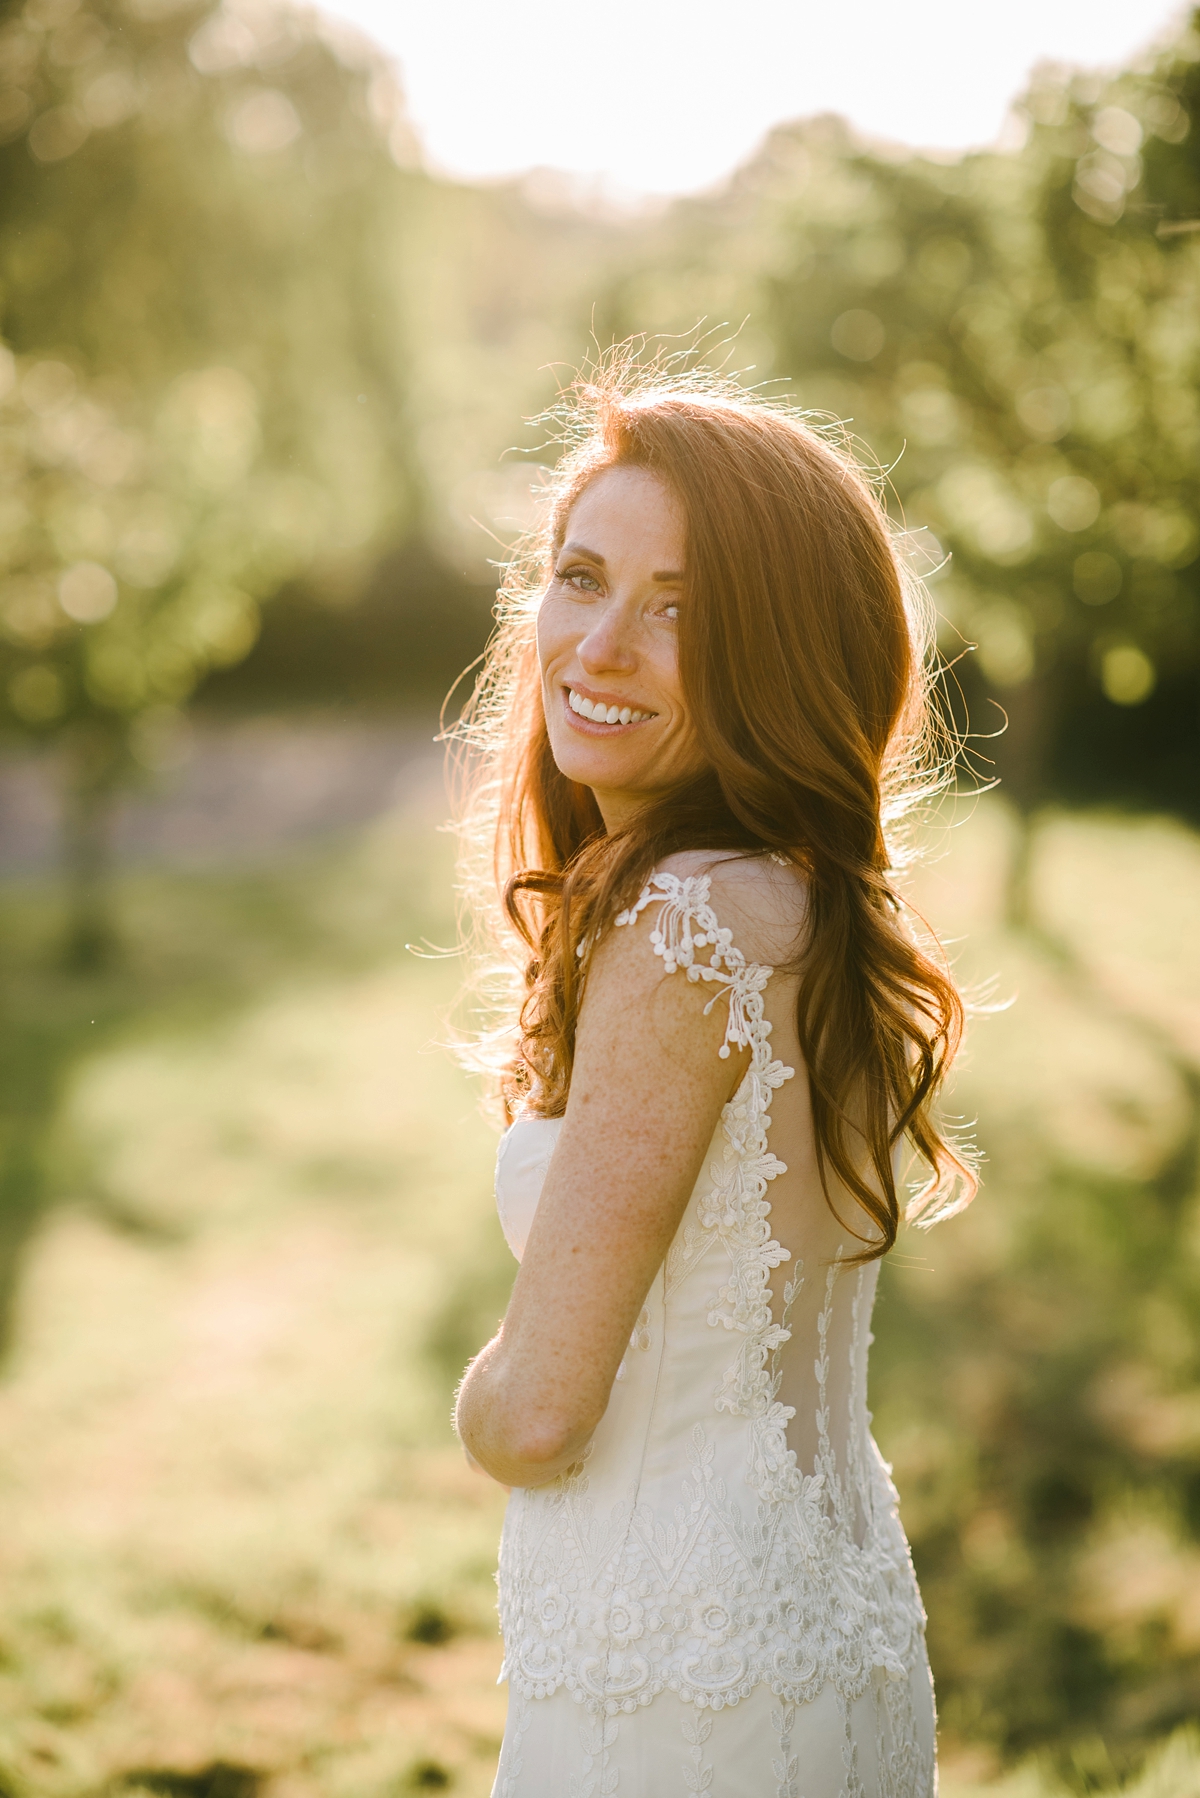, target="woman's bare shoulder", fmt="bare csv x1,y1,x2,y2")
641,849,808,970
